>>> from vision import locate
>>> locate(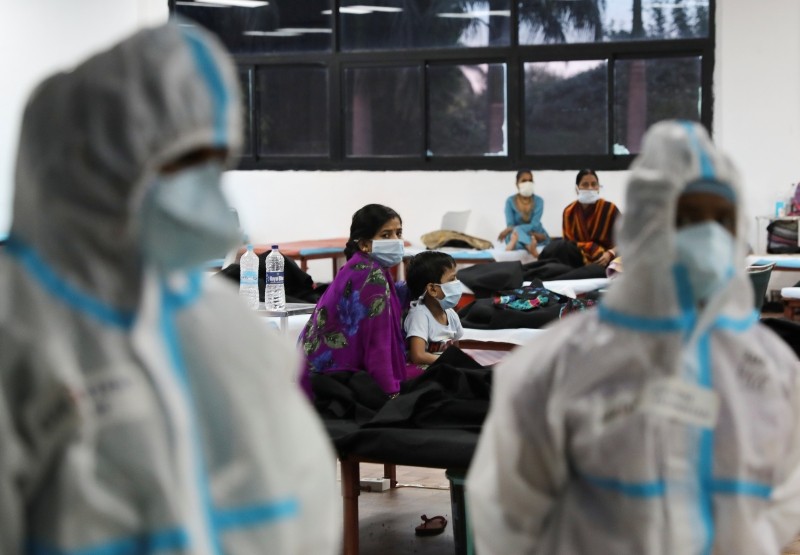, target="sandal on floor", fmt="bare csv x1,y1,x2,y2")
415,514,448,536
